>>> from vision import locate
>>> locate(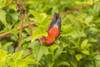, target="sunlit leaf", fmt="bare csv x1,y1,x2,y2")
85,16,93,24
81,39,88,49
75,54,82,61
82,50,89,55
